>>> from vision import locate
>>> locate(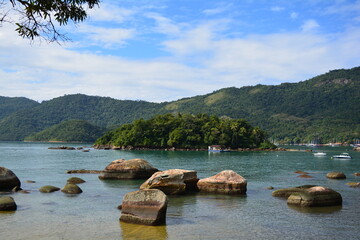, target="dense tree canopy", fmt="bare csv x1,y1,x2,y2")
1,0,99,42
94,113,275,149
